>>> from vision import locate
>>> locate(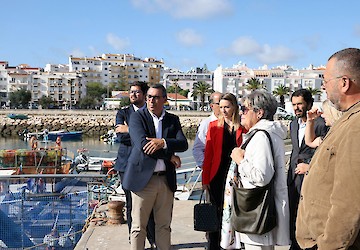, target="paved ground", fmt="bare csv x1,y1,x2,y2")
75,199,290,250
